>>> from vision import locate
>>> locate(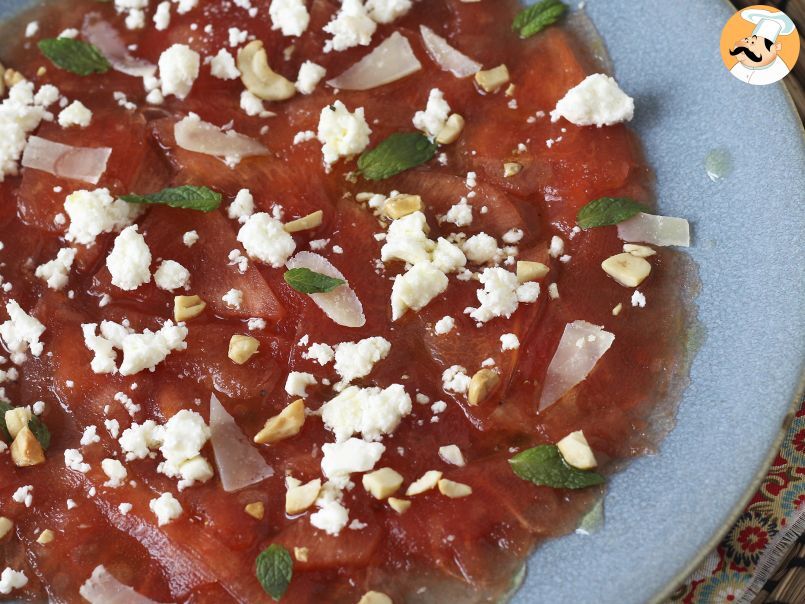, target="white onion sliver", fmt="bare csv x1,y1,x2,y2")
174,115,269,160
420,25,481,78
617,212,690,247
22,136,111,185
286,251,366,328
327,32,422,91
210,394,274,493
539,320,615,411
79,565,167,604
82,14,156,78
